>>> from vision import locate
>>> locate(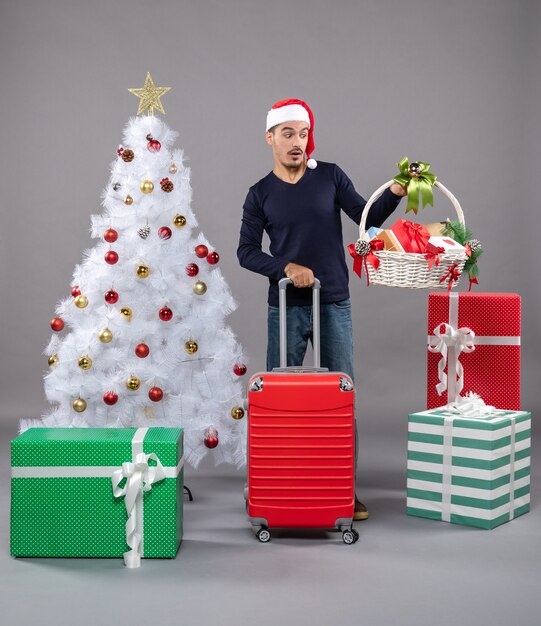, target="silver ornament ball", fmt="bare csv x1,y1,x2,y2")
408,162,423,177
